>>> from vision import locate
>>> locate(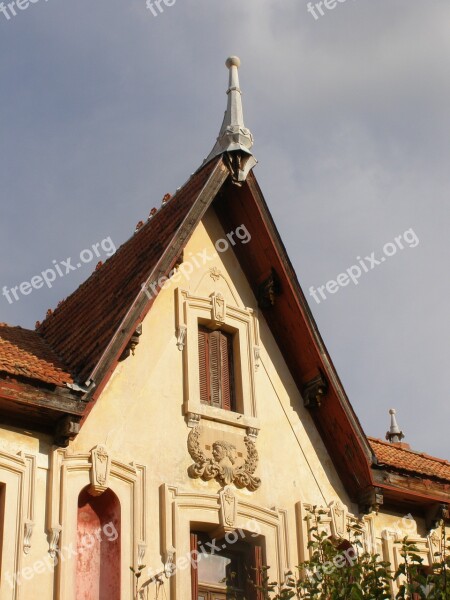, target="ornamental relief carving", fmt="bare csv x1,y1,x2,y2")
187,426,261,491
89,444,111,496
